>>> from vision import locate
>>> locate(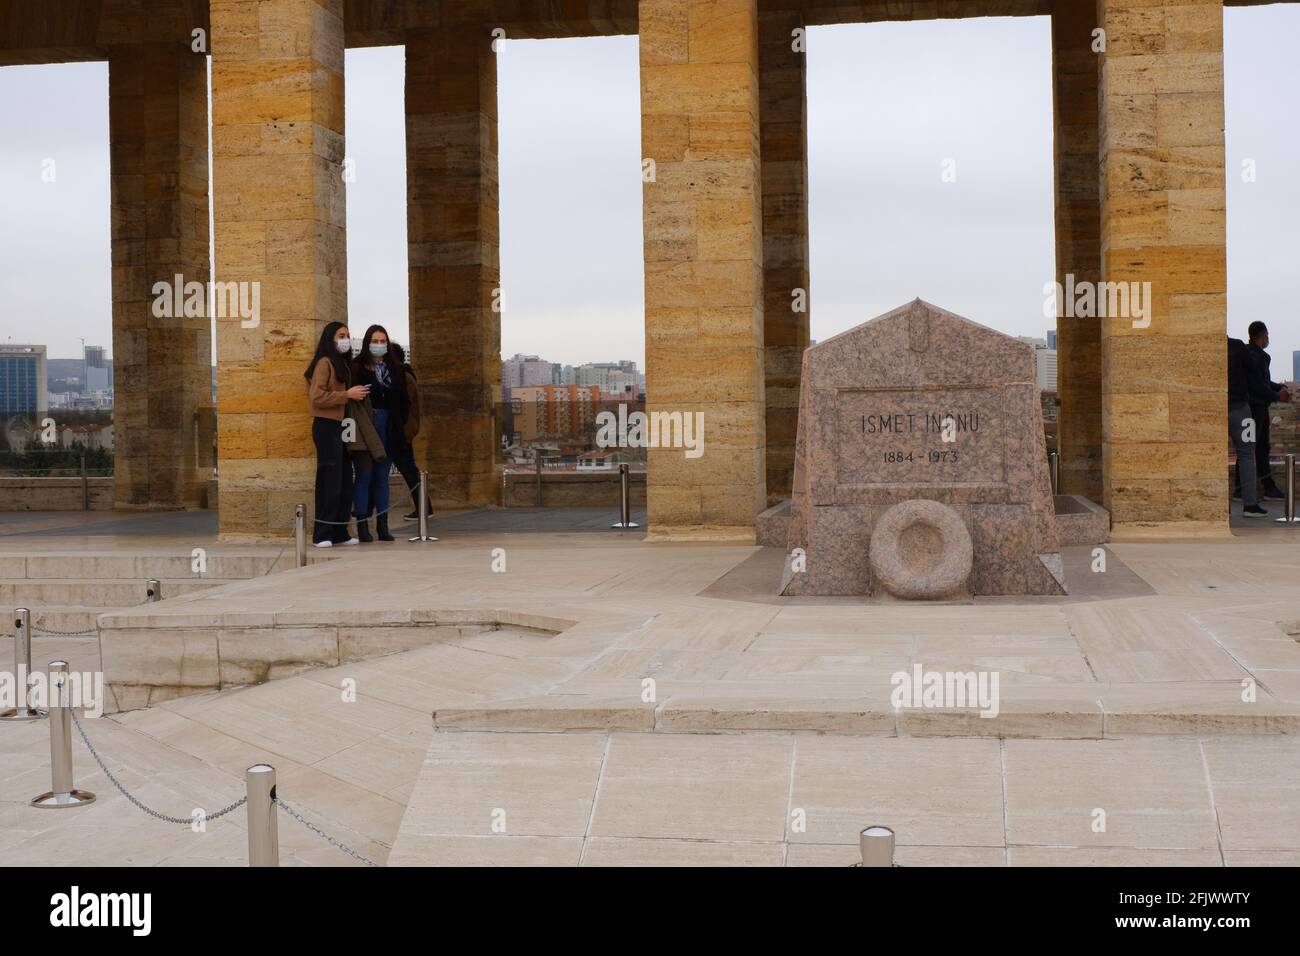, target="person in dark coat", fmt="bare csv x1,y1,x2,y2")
1242,321,1291,500
1228,336,1268,517
350,324,400,542
389,343,432,521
